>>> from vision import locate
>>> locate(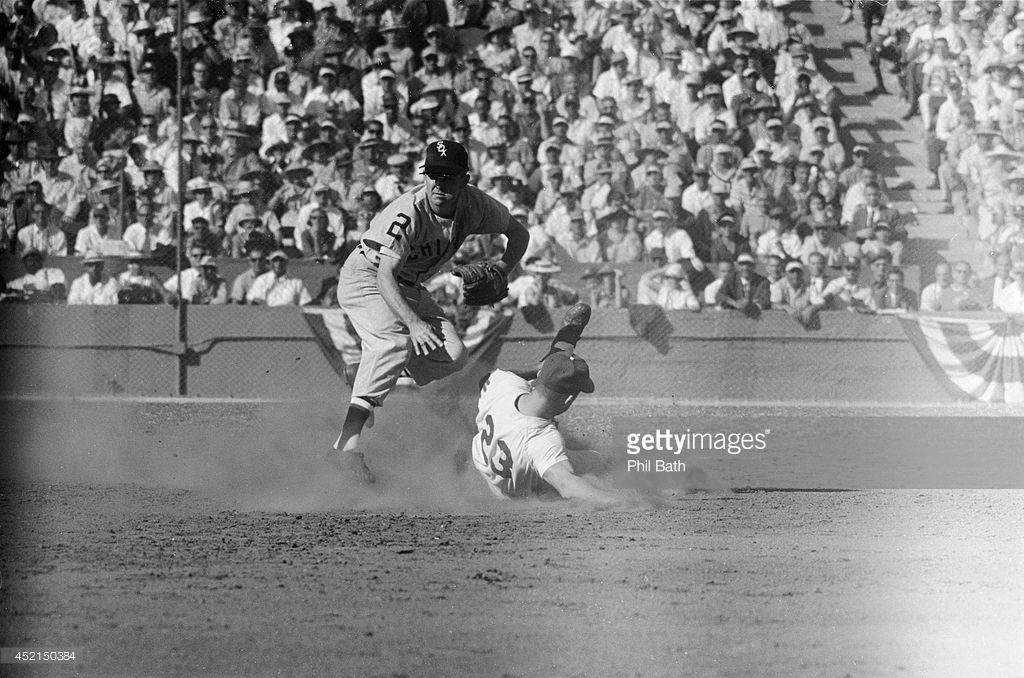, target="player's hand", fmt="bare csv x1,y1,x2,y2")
408,317,442,356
